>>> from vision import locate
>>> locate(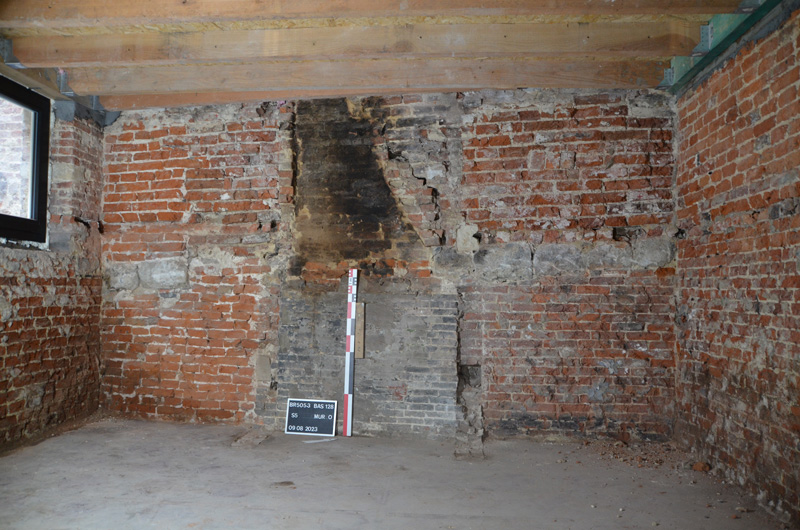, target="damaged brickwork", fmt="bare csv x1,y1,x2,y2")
102,103,292,422
97,90,680,444
675,8,800,525
453,90,678,442
1,115,103,448
289,98,432,286
258,98,458,438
